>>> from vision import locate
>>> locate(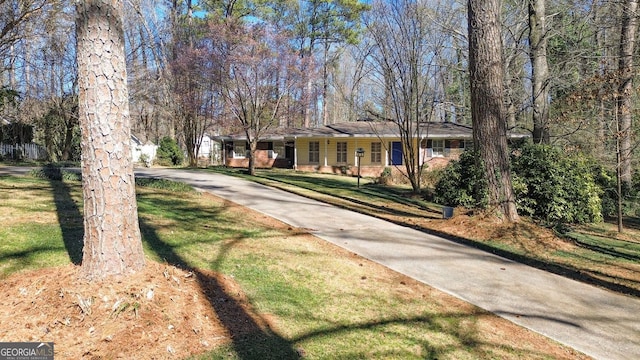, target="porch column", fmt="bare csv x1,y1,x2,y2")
294,137,298,169
324,138,328,167
222,140,227,166
384,144,389,166
419,136,426,166
354,139,358,165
